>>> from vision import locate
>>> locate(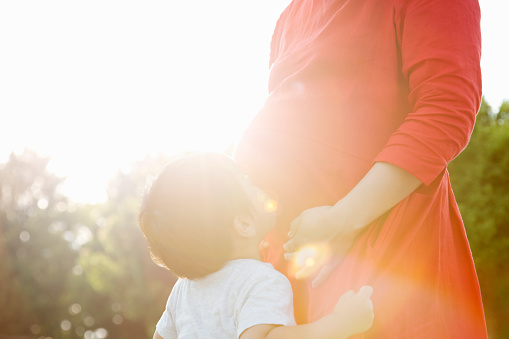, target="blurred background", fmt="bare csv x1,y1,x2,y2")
1,1,508,338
